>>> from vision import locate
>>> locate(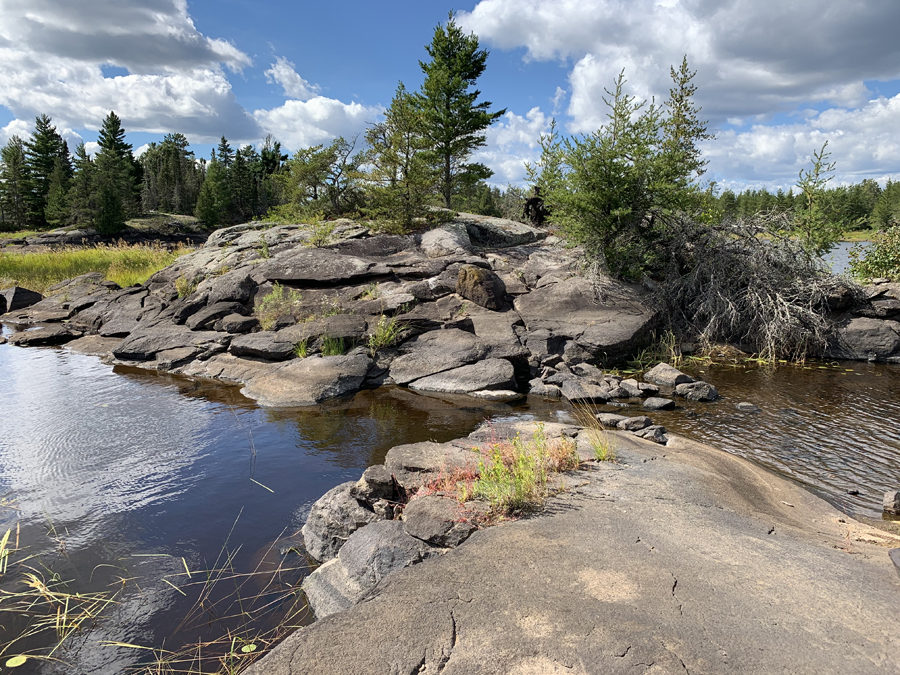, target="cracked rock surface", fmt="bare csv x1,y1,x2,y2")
247,432,900,675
